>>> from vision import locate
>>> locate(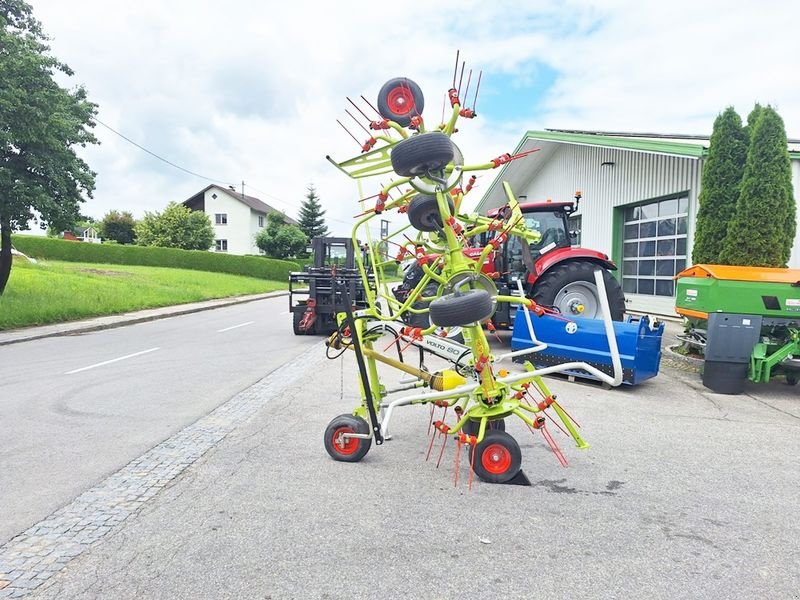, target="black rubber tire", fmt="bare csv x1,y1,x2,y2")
391,133,454,178
407,194,454,232
532,261,626,321
377,77,424,127
786,373,798,386
324,414,372,462
429,289,494,327
292,310,305,335
463,419,506,437
471,430,522,484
